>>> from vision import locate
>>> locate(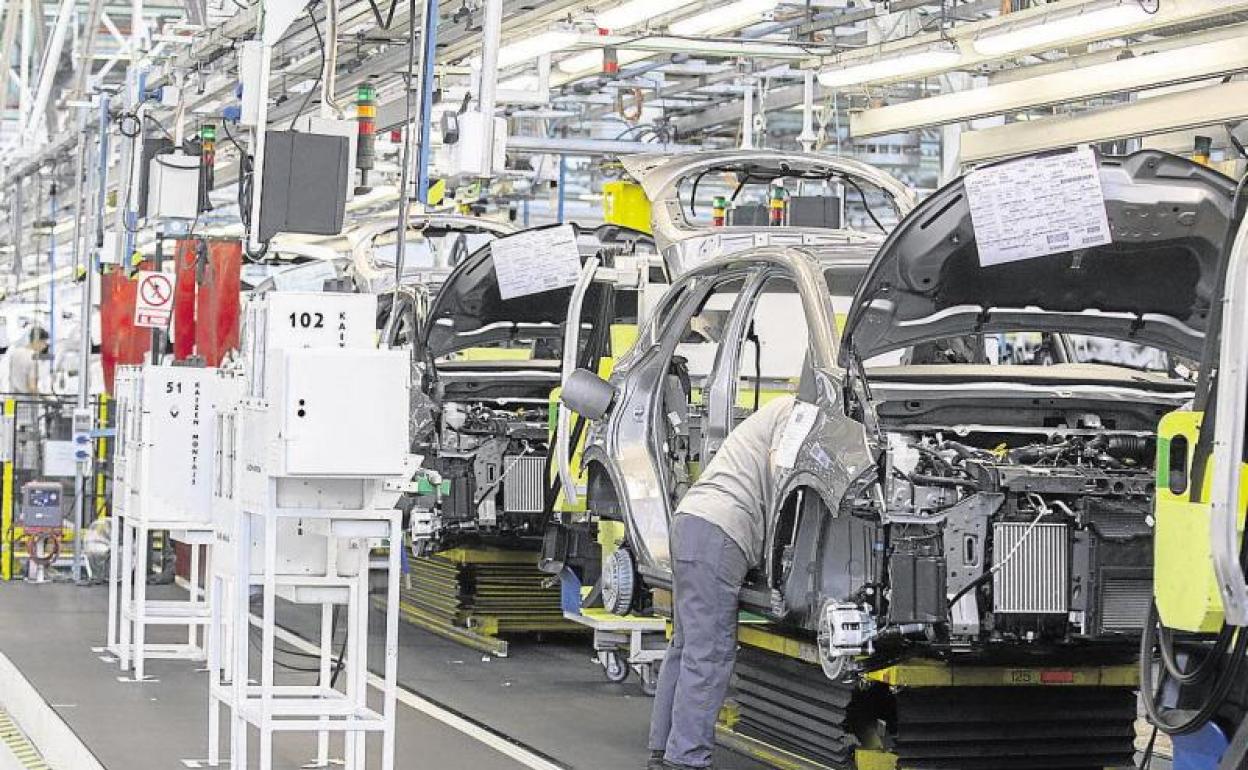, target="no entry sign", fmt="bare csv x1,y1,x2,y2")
134,270,175,328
